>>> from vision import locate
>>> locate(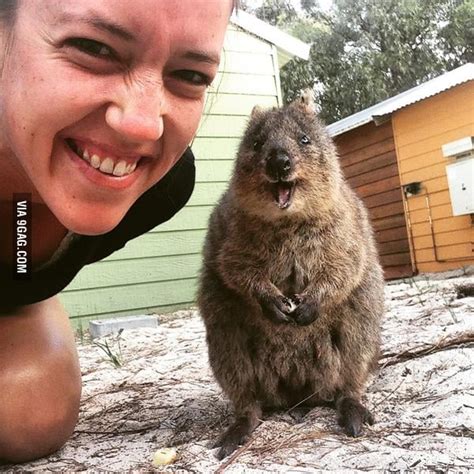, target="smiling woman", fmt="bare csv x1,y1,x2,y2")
0,0,234,464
